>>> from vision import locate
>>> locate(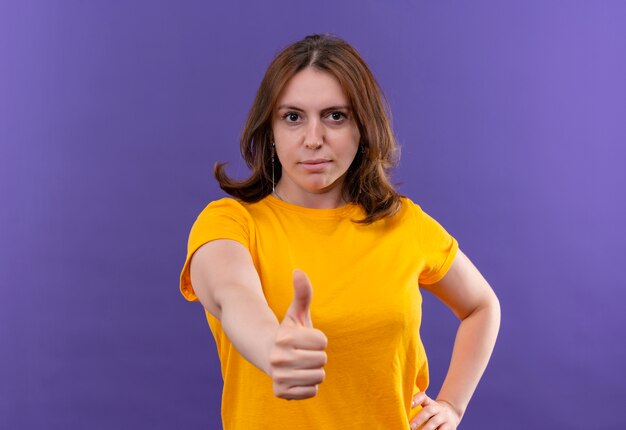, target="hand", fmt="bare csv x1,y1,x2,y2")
410,392,461,430
268,270,328,400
